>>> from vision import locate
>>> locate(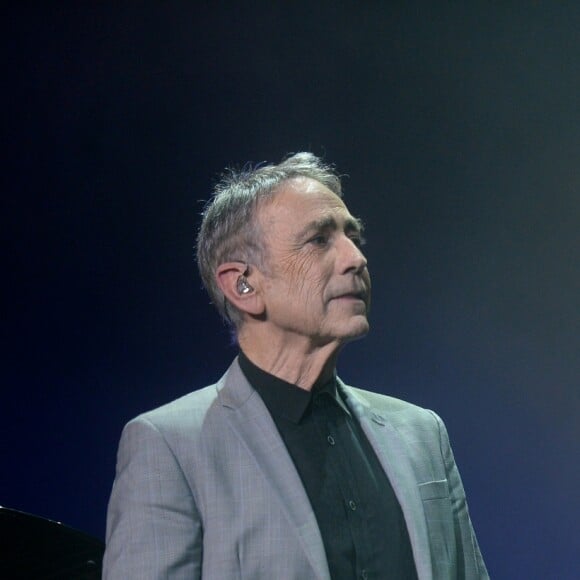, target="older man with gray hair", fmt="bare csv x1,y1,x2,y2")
103,152,488,579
